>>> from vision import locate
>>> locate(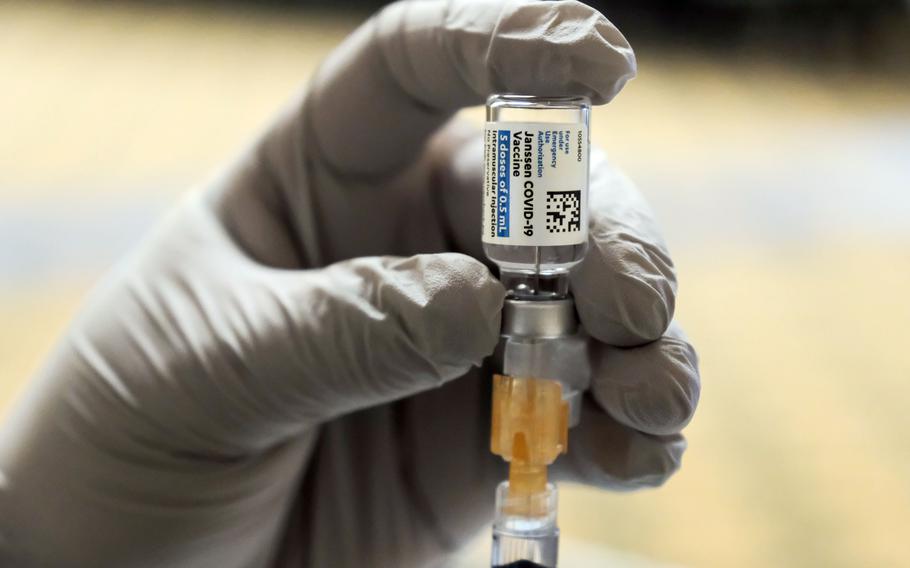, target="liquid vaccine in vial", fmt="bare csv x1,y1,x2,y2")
482,95,591,299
